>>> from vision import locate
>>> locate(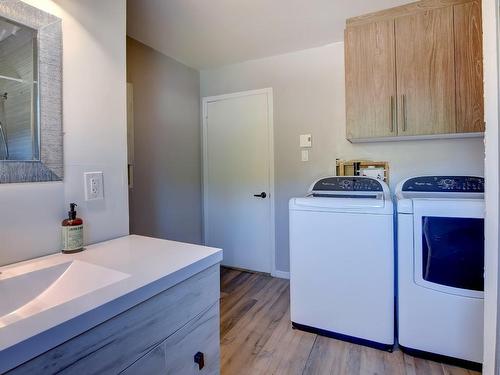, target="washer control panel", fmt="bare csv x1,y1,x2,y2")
312,177,383,192
402,176,484,193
